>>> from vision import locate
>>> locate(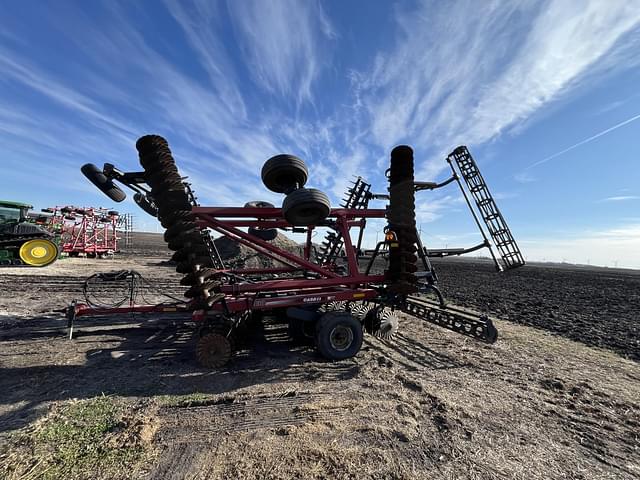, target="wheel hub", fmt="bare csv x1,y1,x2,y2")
329,325,354,351
31,246,47,258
